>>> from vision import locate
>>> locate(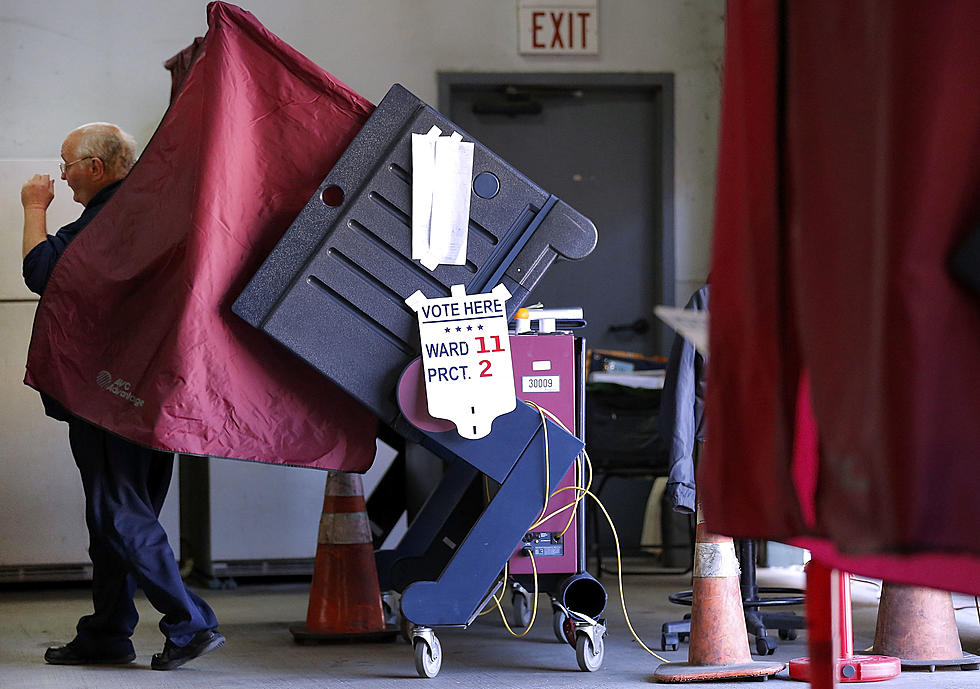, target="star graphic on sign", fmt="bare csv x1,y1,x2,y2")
466,325,473,331
456,326,462,332
445,327,451,333
477,324,484,330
